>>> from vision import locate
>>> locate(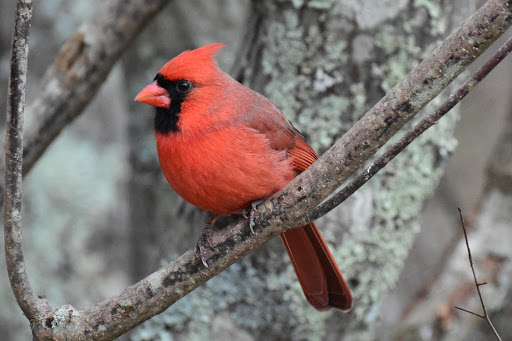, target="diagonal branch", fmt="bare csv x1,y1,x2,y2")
287,0,512,229
4,0,52,323
307,34,512,222
0,0,171,207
